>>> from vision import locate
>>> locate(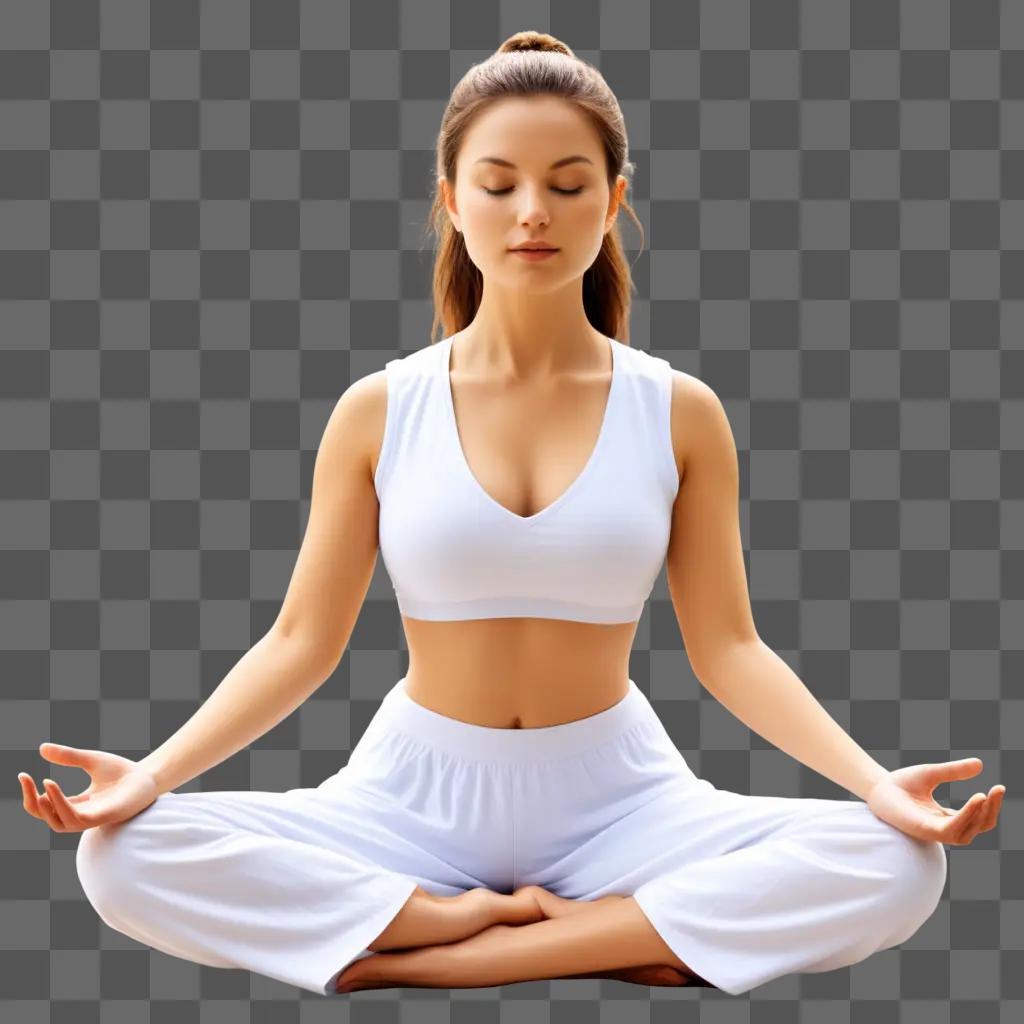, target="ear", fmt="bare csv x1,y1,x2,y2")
439,177,461,233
